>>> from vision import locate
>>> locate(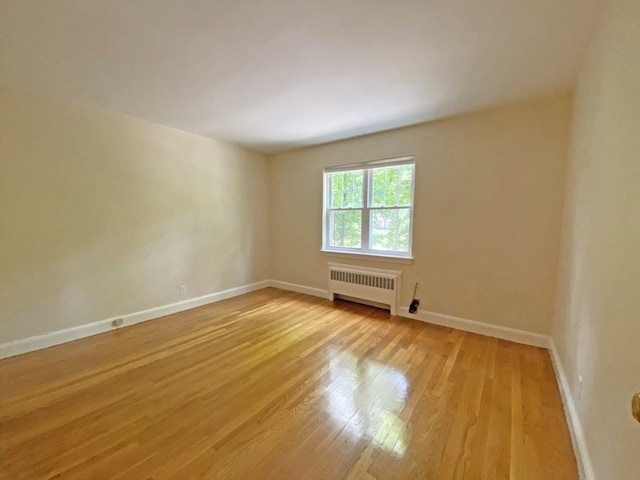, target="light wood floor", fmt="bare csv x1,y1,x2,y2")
0,288,577,479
